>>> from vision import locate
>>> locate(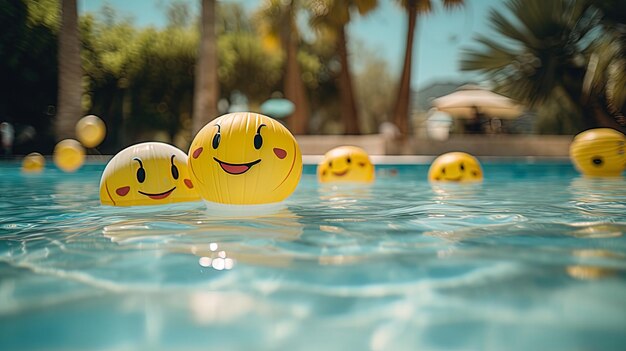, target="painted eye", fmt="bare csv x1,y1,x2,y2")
212,125,221,149
212,133,221,149
329,161,333,168
592,157,603,166
254,124,266,150
441,167,446,174
460,163,465,171
170,155,179,180
346,157,351,164
137,167,146,183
